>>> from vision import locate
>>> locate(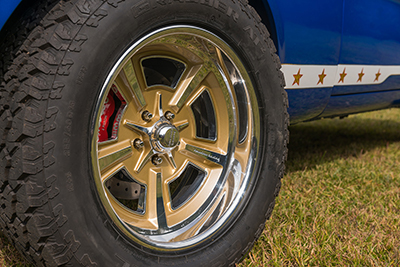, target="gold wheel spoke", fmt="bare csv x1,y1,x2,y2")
113,79,134,104
175,120,189,132
98,142,132,173
156,92,164,118
184,143,226,166
215,48,235,91
135,150,156,173
166,152,177,169
169,63,211,113
155,172,168,232
166,170,224,241
121,58,147,110
124,120,151,135
231,159,242,192
144,169,160,230
192,192,226,237
224,158,242,207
